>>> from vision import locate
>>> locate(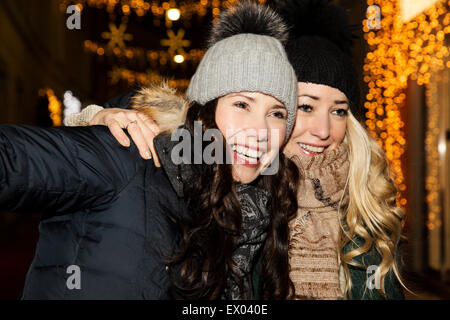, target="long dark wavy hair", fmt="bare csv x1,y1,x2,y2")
167,99,299,299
